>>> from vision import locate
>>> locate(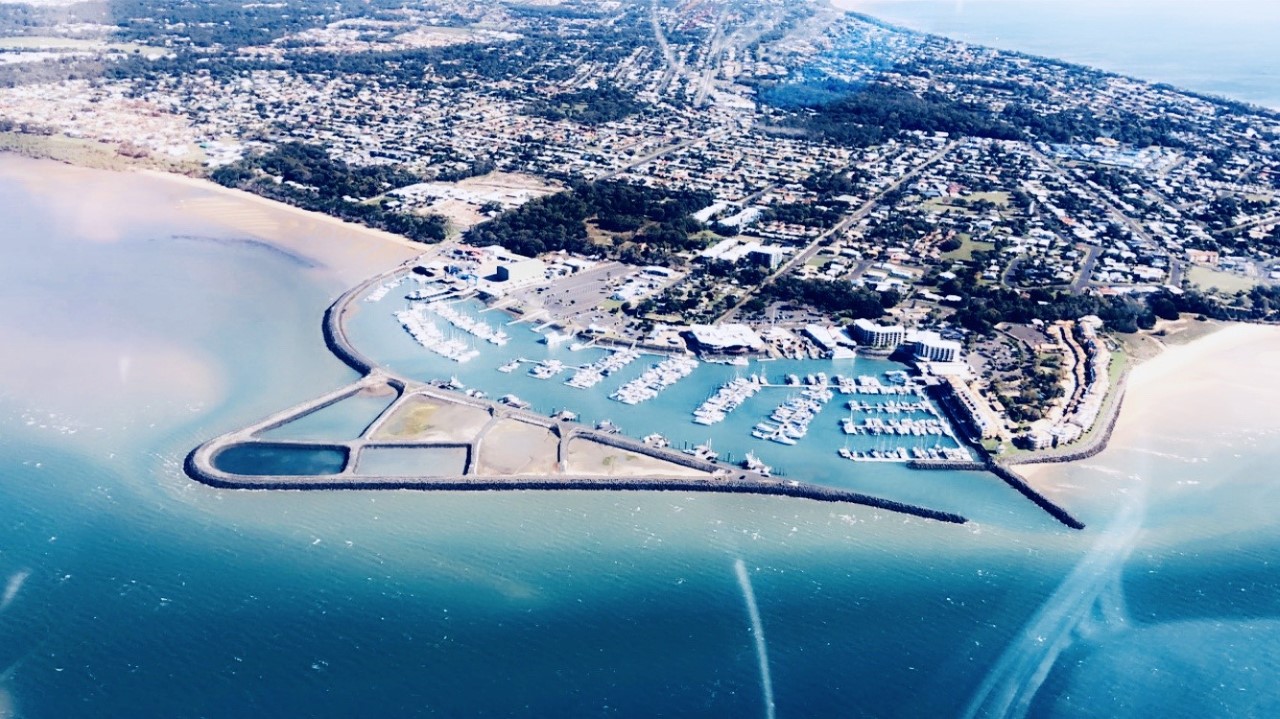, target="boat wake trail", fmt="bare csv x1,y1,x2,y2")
0,661,19,719
0,571,28,614
961,485,1146,719
734,559,776,719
